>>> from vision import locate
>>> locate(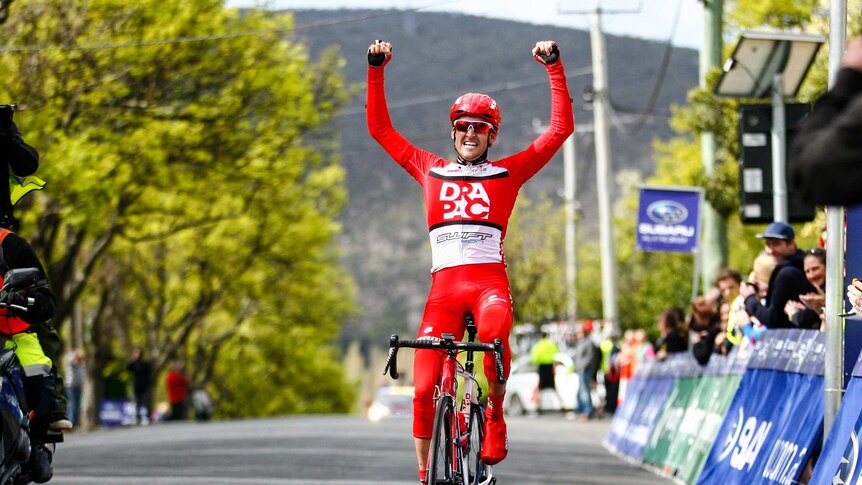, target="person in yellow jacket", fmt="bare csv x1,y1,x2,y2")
529,330,561,412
